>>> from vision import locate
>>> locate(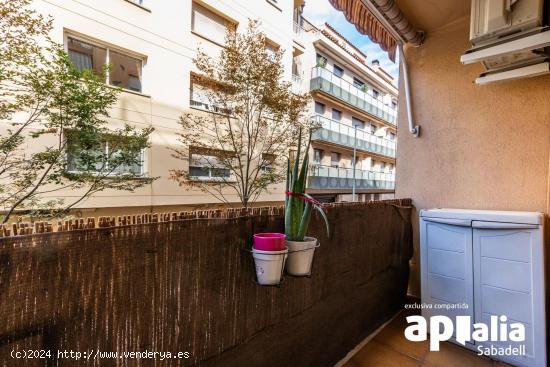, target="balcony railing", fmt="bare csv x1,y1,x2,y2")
310,67,397,125
311,115,396,158
308,164,395,190
293,21,304,41
291,74,302,93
